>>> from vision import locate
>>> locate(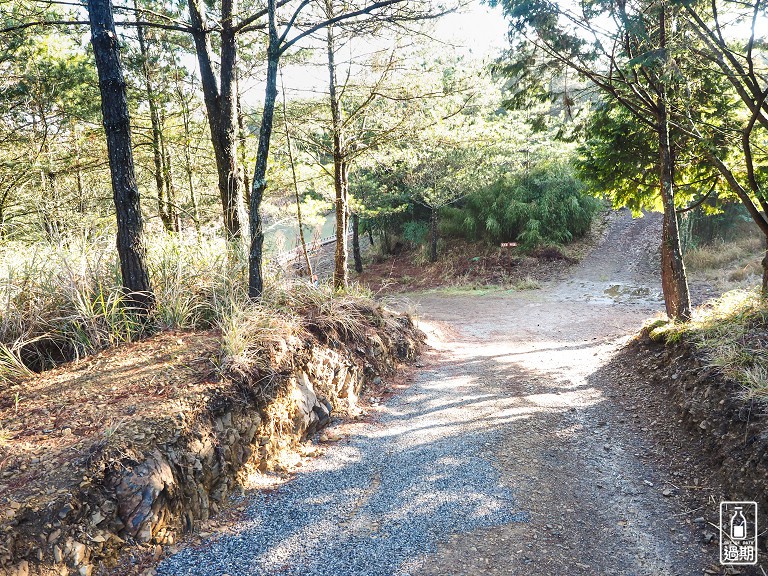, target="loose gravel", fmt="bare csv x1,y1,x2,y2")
157,362,528,576
158,209,716,576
